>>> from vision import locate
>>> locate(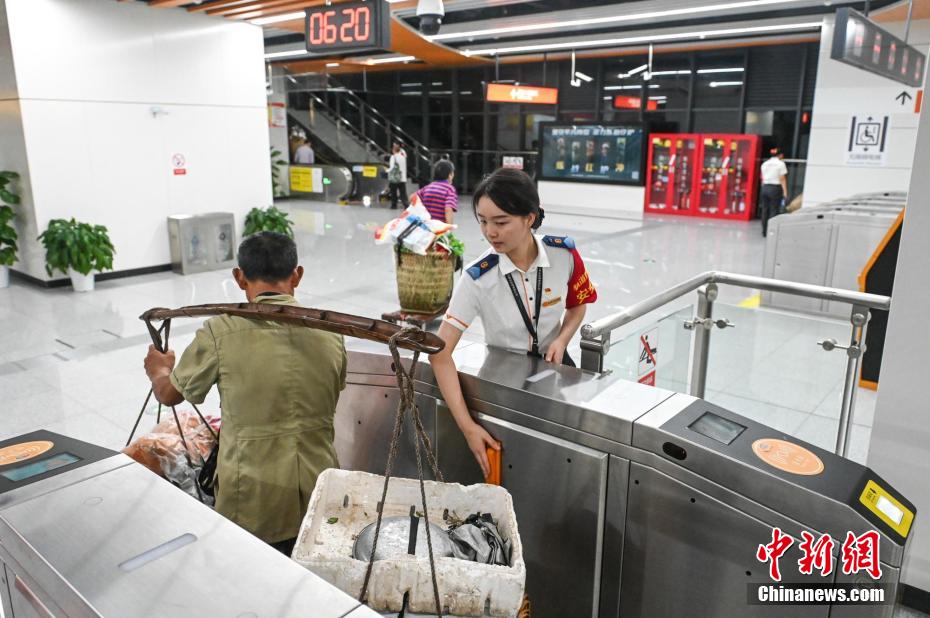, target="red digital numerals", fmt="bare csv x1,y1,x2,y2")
308,7,371,46
756,527,883,582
